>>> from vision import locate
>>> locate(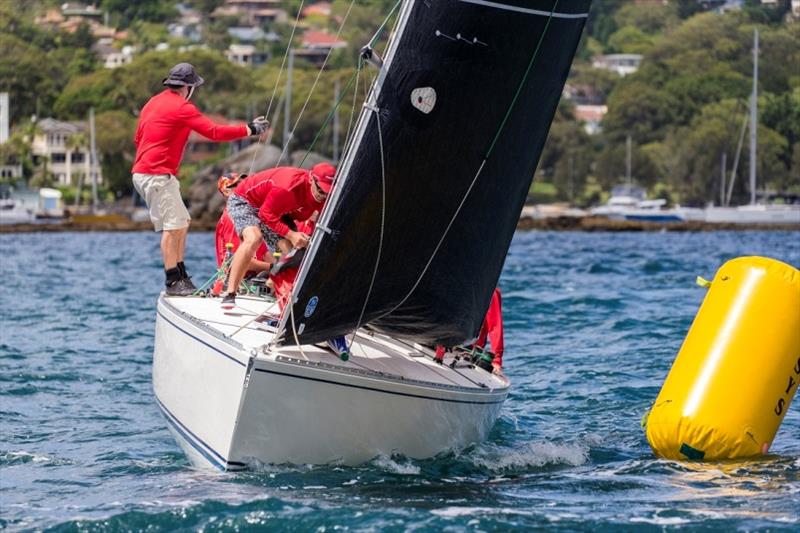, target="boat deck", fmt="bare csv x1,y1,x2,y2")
162,294,508,392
